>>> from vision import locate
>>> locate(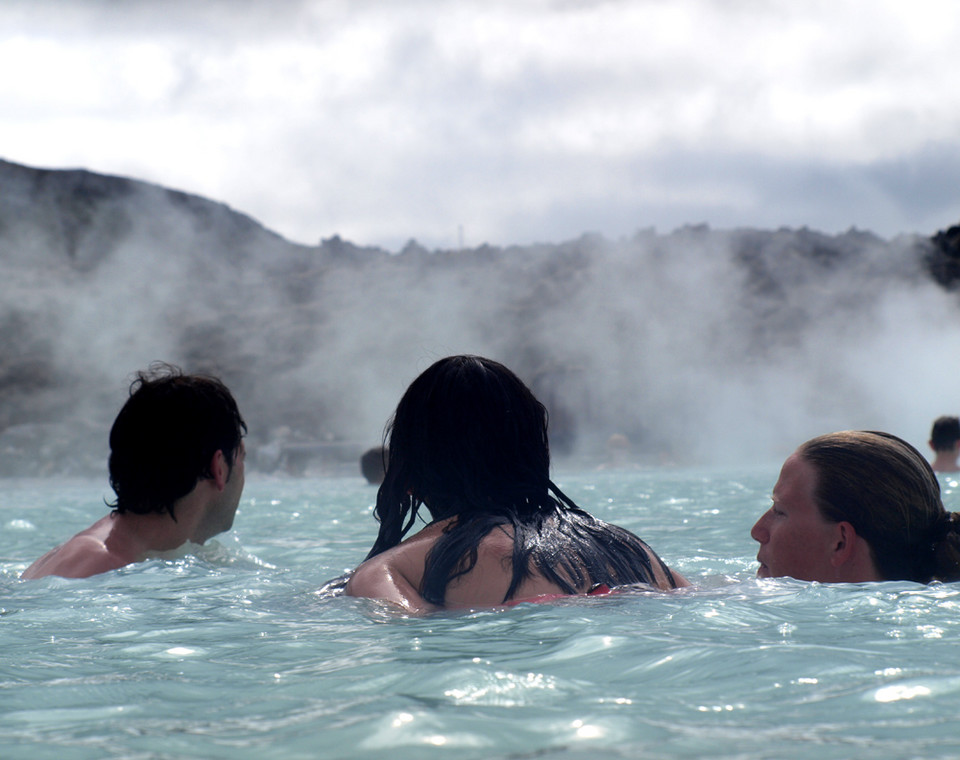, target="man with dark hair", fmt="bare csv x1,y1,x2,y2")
929,415,960,473
22,365,247,579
